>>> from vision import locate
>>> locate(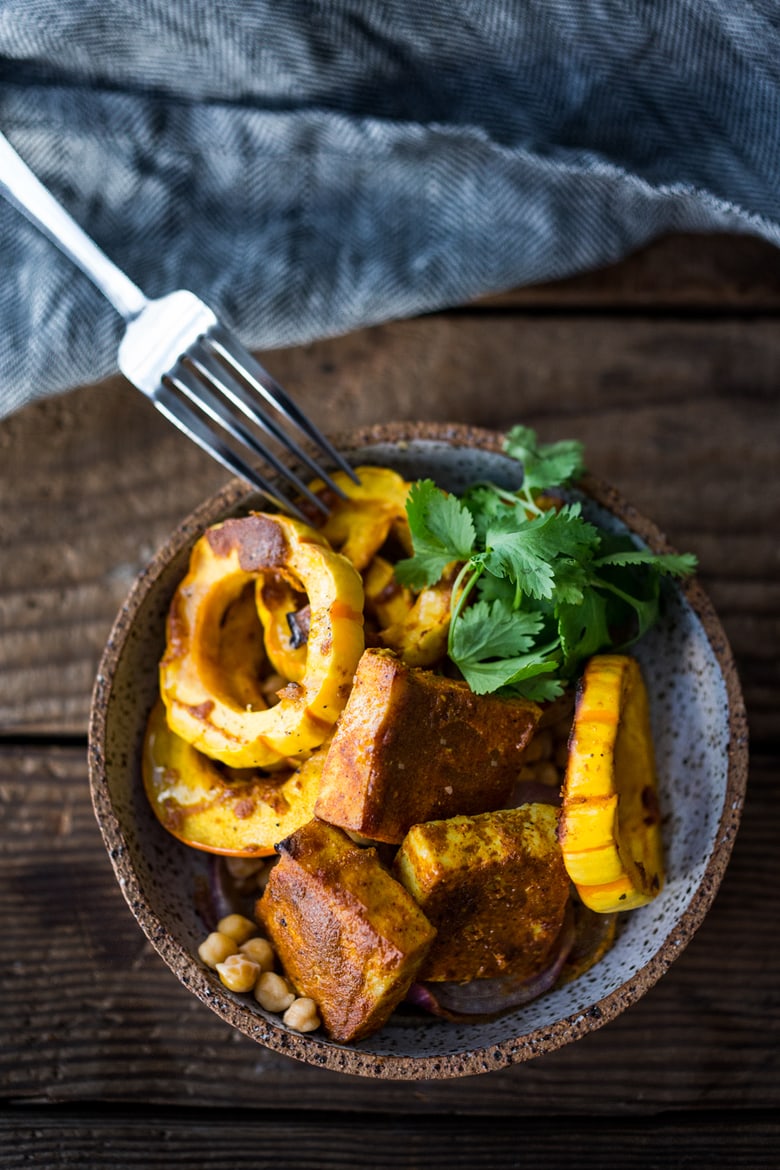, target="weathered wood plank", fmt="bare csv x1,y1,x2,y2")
1,746,776,1113
1,311,777,740
1,1107,778,1169
478,232,780,309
